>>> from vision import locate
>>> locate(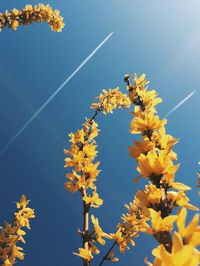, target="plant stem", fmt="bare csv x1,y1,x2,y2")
98,241,117,266
80,107,103,266
82,189,90,266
